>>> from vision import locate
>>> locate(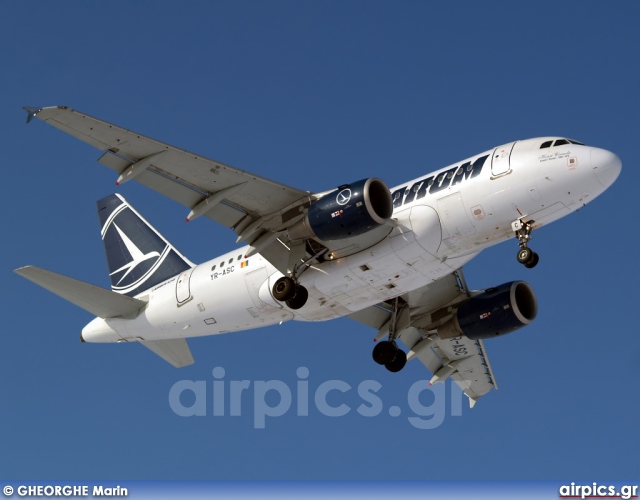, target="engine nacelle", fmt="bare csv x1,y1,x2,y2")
438,281,537,340
288,178,393,241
